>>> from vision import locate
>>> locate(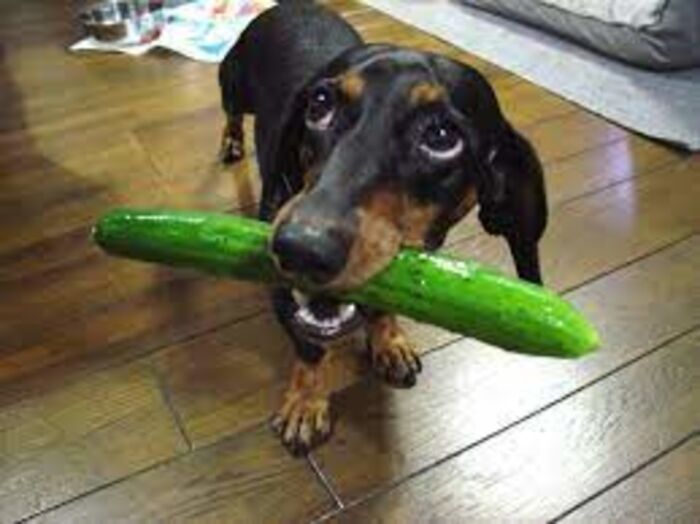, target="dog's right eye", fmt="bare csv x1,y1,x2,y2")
306,86,336,131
